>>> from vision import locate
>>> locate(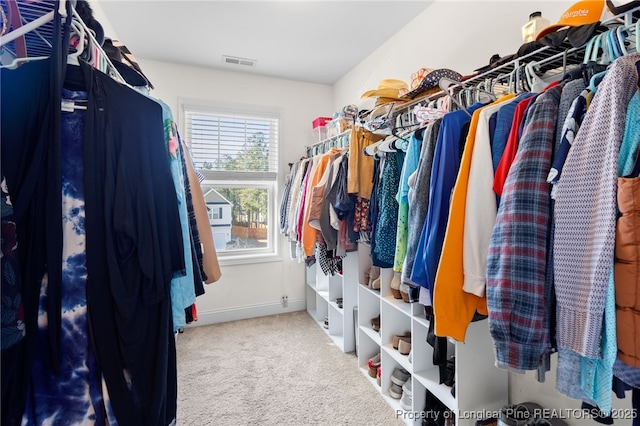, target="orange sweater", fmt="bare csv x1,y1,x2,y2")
433,95,514,342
